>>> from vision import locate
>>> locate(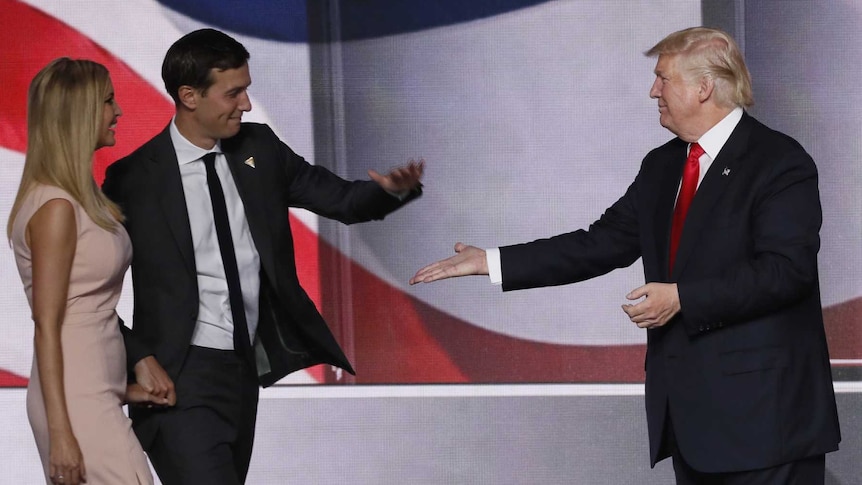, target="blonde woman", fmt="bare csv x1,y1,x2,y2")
8,58,164,485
